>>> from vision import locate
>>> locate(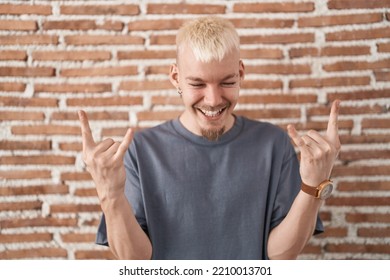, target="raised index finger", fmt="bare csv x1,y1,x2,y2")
326,100,340,142
78,110,95,150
